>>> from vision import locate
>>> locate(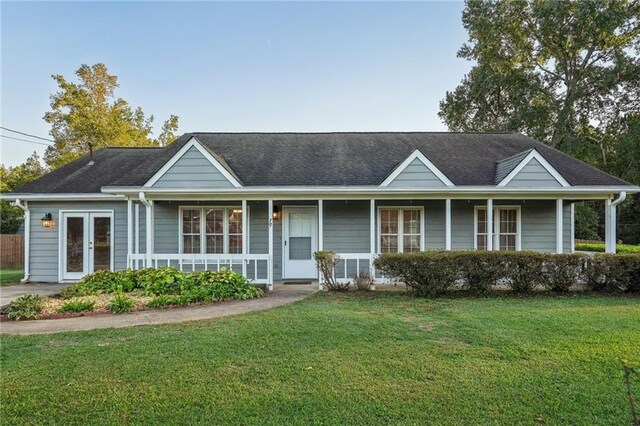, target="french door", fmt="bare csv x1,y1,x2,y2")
62,212,113,280
282,206,317,279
